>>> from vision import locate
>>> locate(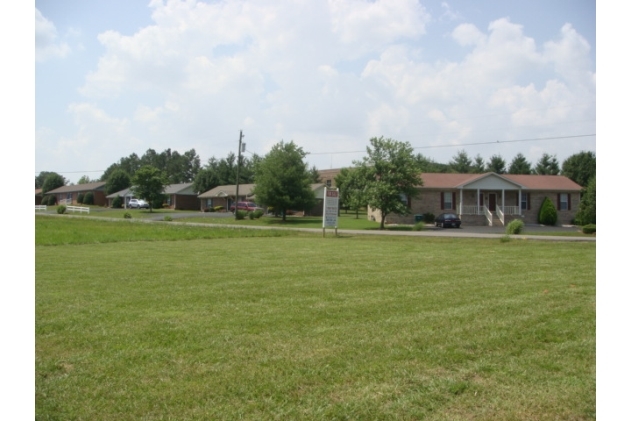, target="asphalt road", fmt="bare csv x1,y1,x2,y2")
42,209,595,242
